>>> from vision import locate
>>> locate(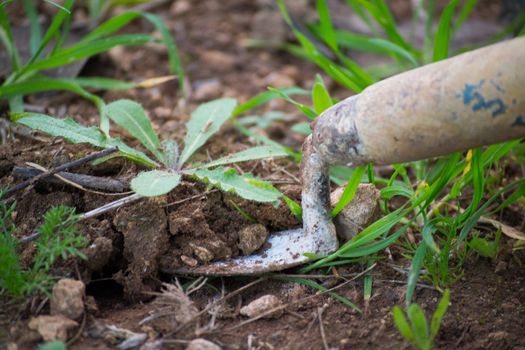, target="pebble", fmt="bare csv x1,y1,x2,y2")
190,243,215,263
50,278,85,320
238,224,269,255
193,79,222,101
28,315,78,342
330,183,381,241
240,294,283,319
200,51,237,73
263,71,296,88
186,338,222,350
170,0,190,16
